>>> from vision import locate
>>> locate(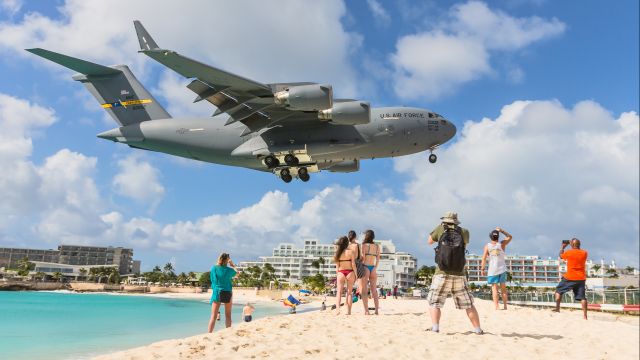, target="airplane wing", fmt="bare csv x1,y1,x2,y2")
133,21,326,136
